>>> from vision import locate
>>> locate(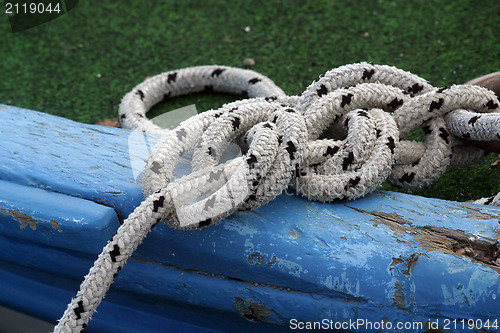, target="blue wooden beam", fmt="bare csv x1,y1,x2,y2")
1,104,499,332
0,104,153,219
0,179,120,254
